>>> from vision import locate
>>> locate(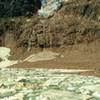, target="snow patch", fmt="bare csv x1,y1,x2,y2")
24,50,59,62
0,47,18,68
0,60,18,68
0,47,11,61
